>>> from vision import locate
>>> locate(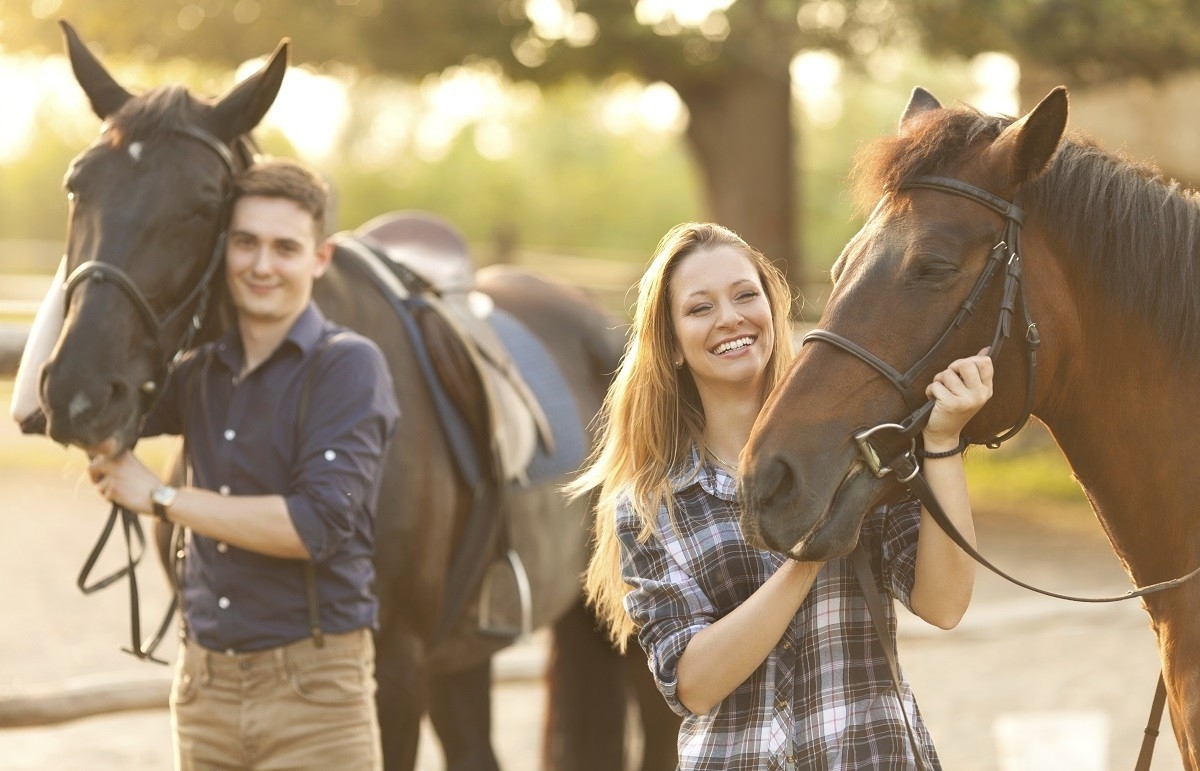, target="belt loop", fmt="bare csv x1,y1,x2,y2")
273,645,288,682
200,647,212,686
